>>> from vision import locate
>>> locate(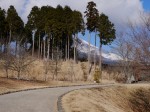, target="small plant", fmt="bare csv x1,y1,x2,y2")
94,68,100,83
81,63,87,81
